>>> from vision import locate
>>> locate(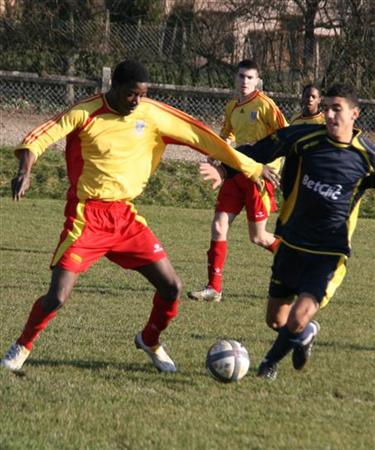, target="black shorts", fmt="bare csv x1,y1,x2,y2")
268,242,347,307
